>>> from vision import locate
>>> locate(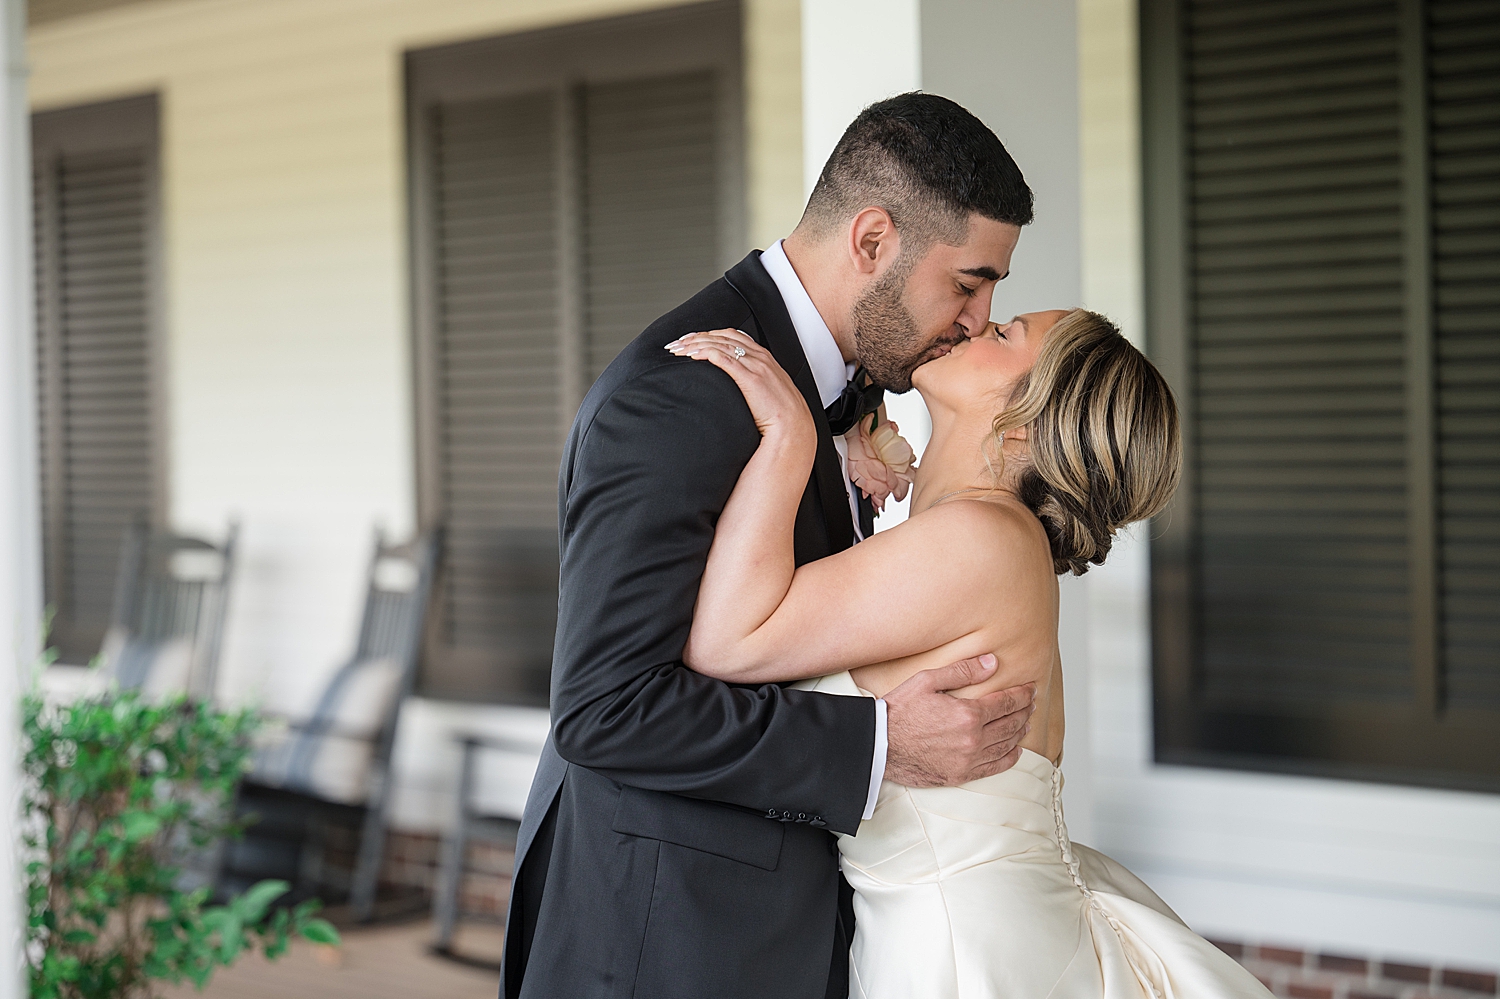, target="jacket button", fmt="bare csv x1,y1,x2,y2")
782,810,793,820
810,816,827,828
796,812,808,822
765,808,779,820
